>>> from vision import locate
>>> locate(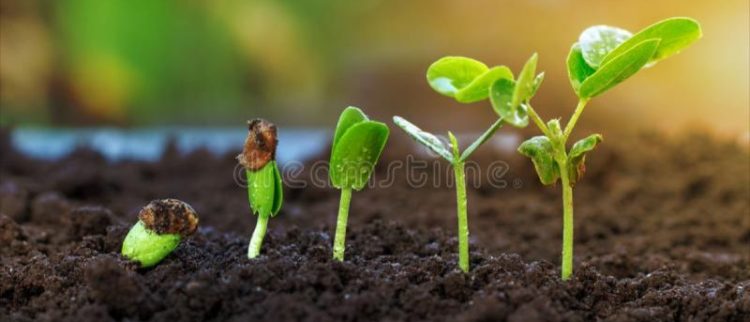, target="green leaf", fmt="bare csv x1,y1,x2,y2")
455,66,514,103
567,43,596,95
333,106,368,148
490,78,528,128
530,72,545,98
567,134,603,185
329,121,389,190
601,17,702,67
247,162,277,217
511,53,539,108
271,162,283,216
579,25,633,68
426,56,488,98
393,116,453,162
579,39,660,98
518,136,559,185
546,119,563,138
459,118,503,162
448,131,460,160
